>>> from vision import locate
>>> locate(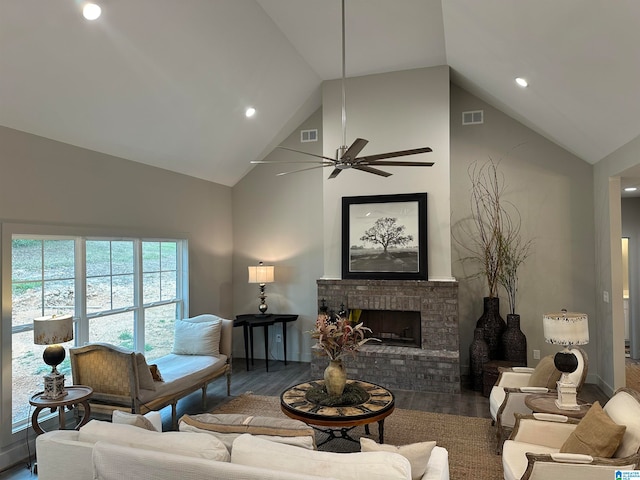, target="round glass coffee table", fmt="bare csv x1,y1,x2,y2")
280,379,394,447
